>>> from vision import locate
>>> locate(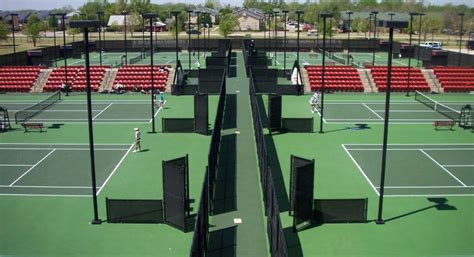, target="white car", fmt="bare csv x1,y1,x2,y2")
420,41,443,50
